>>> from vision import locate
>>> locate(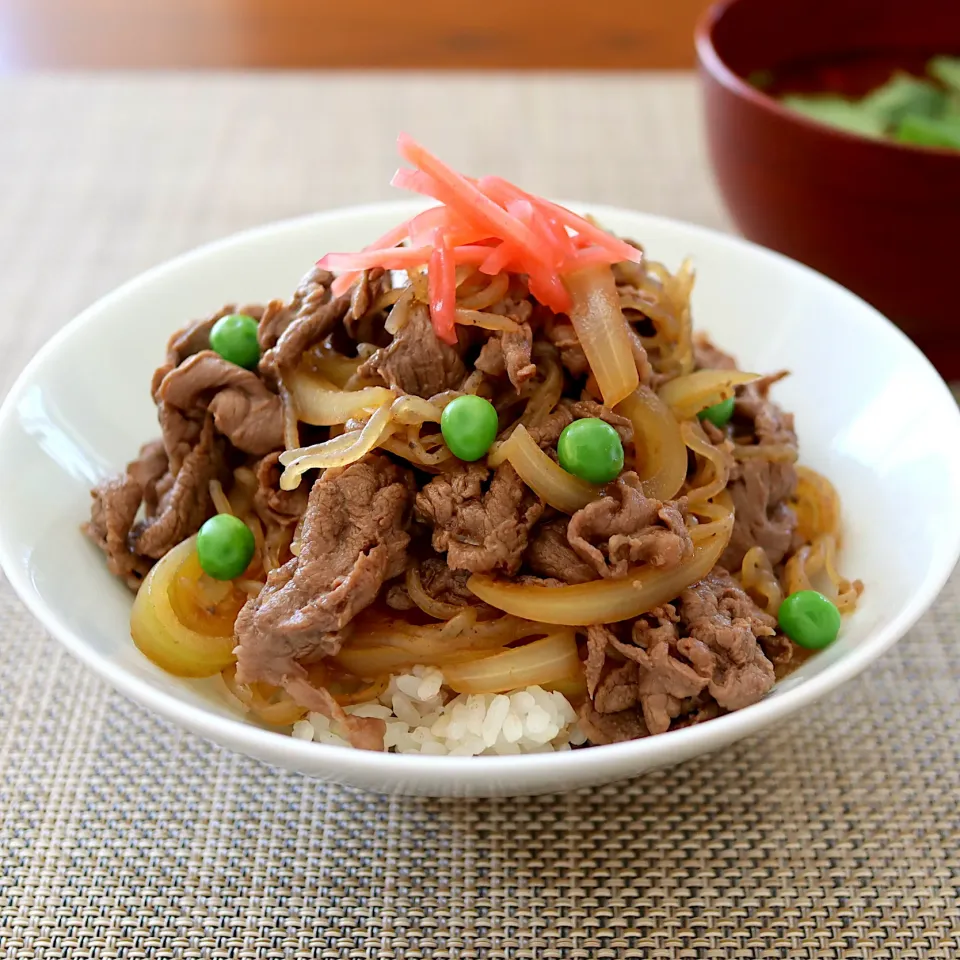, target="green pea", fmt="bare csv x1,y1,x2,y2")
778,590,842,650
557,418,624,485
441,395,499,462
197,514,256,581
698,395,735,428
209,313,261,370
